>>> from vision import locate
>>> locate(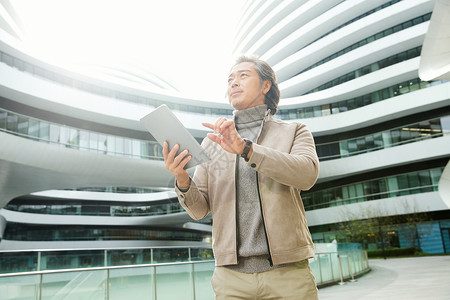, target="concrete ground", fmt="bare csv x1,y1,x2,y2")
317,256,450,300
